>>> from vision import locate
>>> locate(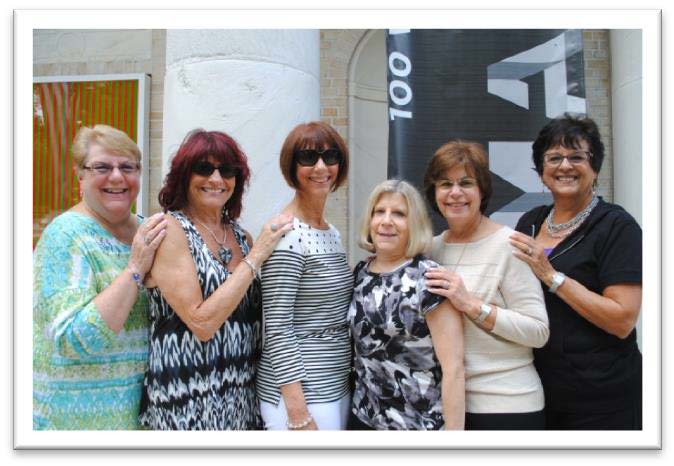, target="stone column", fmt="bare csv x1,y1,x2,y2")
162,30,320,235
610,30,642,226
